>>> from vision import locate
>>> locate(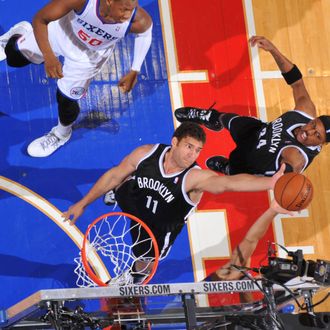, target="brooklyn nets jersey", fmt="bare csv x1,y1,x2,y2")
115,144,199,232
248,110,321,175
